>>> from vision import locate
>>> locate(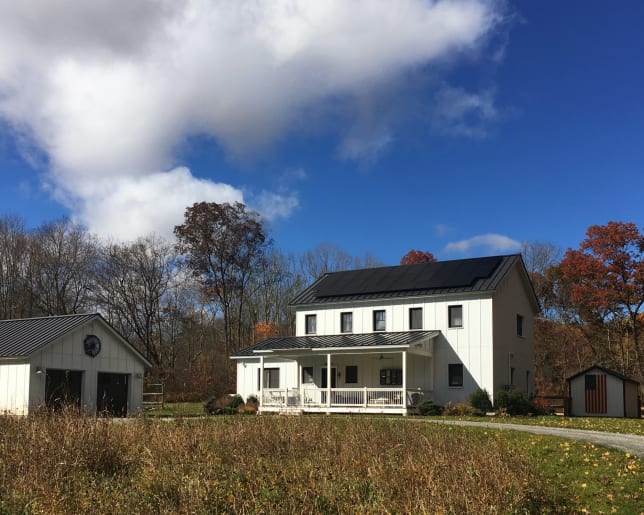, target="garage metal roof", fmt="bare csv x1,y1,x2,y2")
290,254,521,306
0,313,105,358
232,330,439,357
